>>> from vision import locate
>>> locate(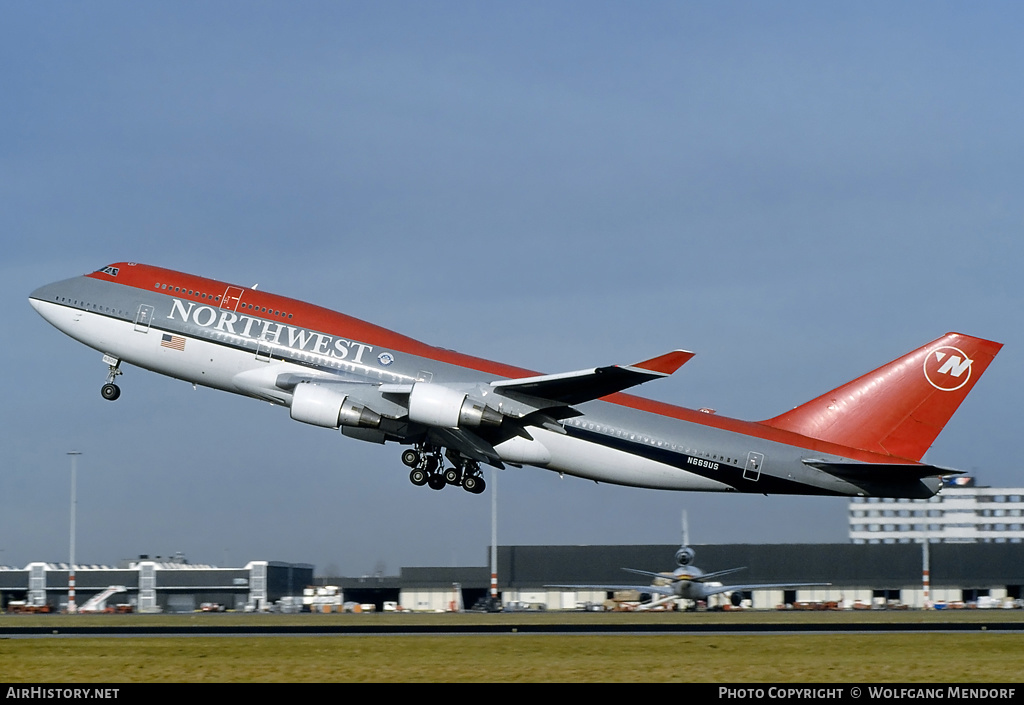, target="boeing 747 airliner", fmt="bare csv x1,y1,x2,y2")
30,262,1002,498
